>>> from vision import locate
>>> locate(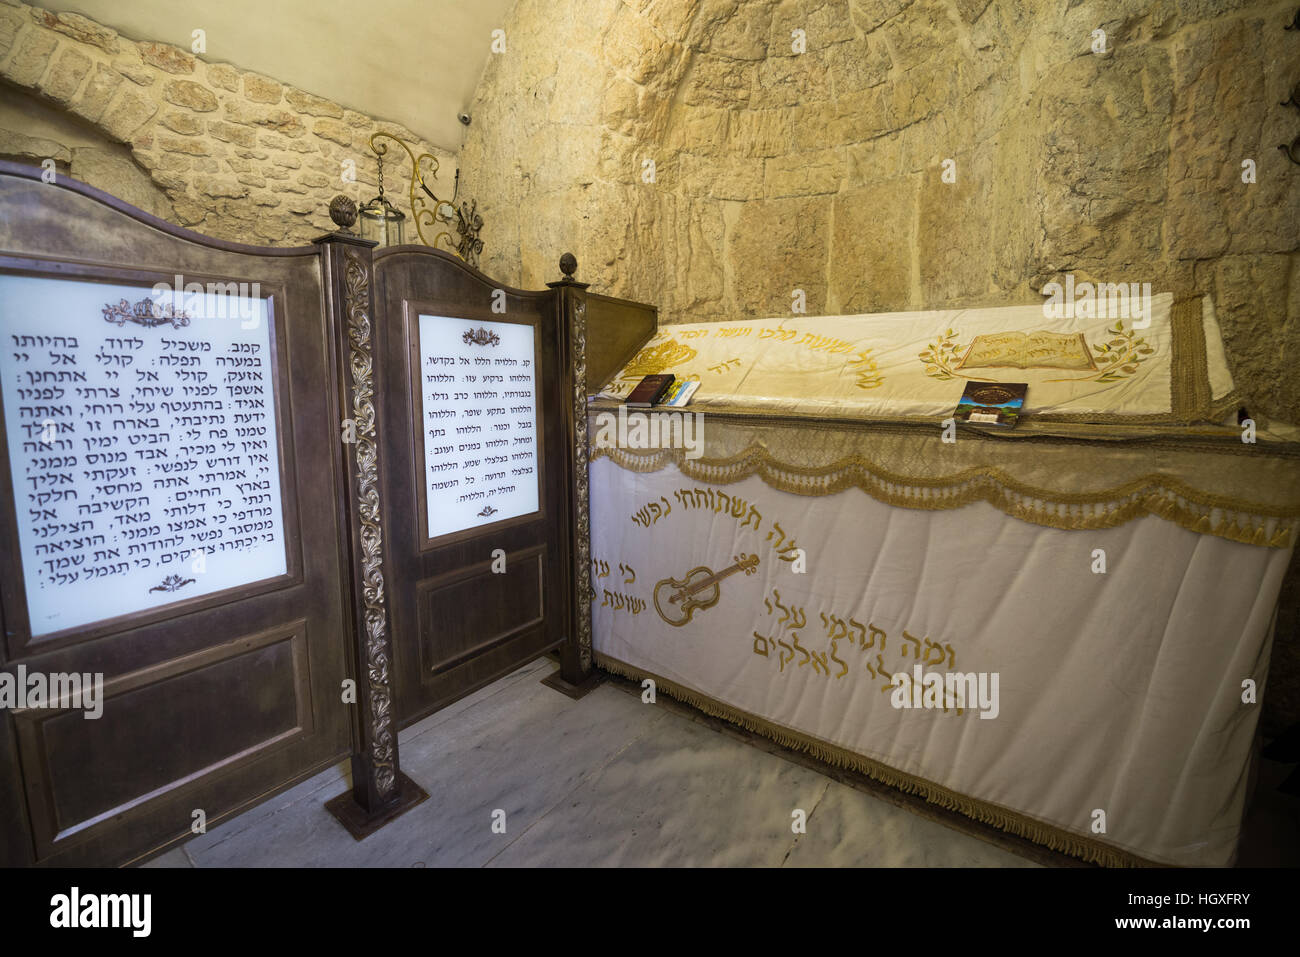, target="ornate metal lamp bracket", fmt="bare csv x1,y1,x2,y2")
367,133,485,265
